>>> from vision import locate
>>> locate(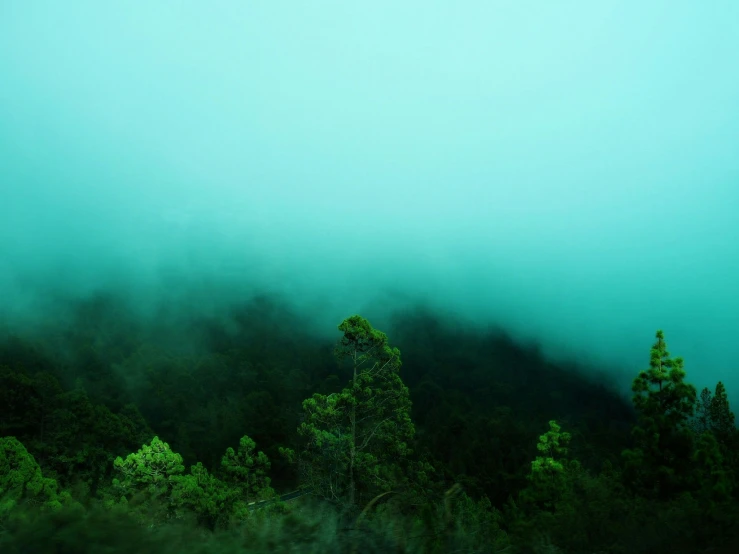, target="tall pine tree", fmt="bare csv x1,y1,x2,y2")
622,330,697,498
295,315,415,507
